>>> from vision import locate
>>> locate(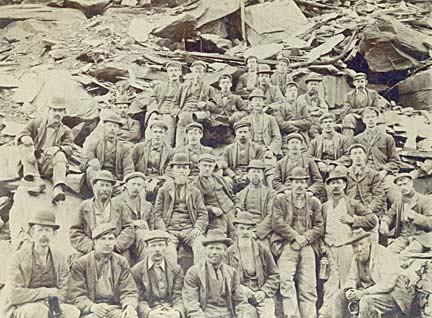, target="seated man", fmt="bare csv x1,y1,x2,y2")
226,212,280,318
81,112,134,191
255,64,284,106
381,173,432,266
236,160,276,243
235,55,258,96
133,120,174,201
411,158,432,195
131,230,184,318
173,61,216,147
113,95,141,144
270,56,292,94
5,210,80,318
175,122,213,178
223,121,265,192
182,229,252,318
113,172,152,263
153,153,208,263
70,170,135,259
333,230,413,318
342,72,381,138
308,113,351,178
193,154,239,238
273,133,324,198
69,224,139,318
16,96,73,203
273,81,312,153
146,61,182,147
